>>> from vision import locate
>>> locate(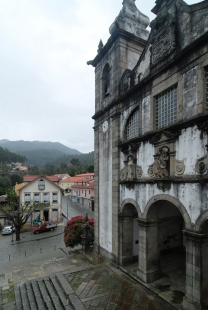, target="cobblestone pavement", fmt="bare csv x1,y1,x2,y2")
0,225,66,263
0,197,91,263
63,263,173,310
